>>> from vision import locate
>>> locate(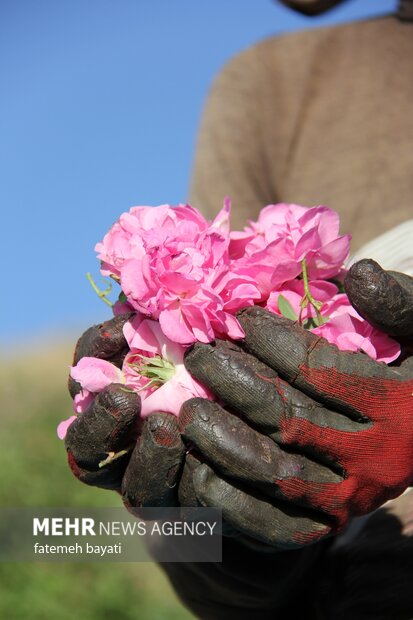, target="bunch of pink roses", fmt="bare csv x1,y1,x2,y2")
58,201,400,442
